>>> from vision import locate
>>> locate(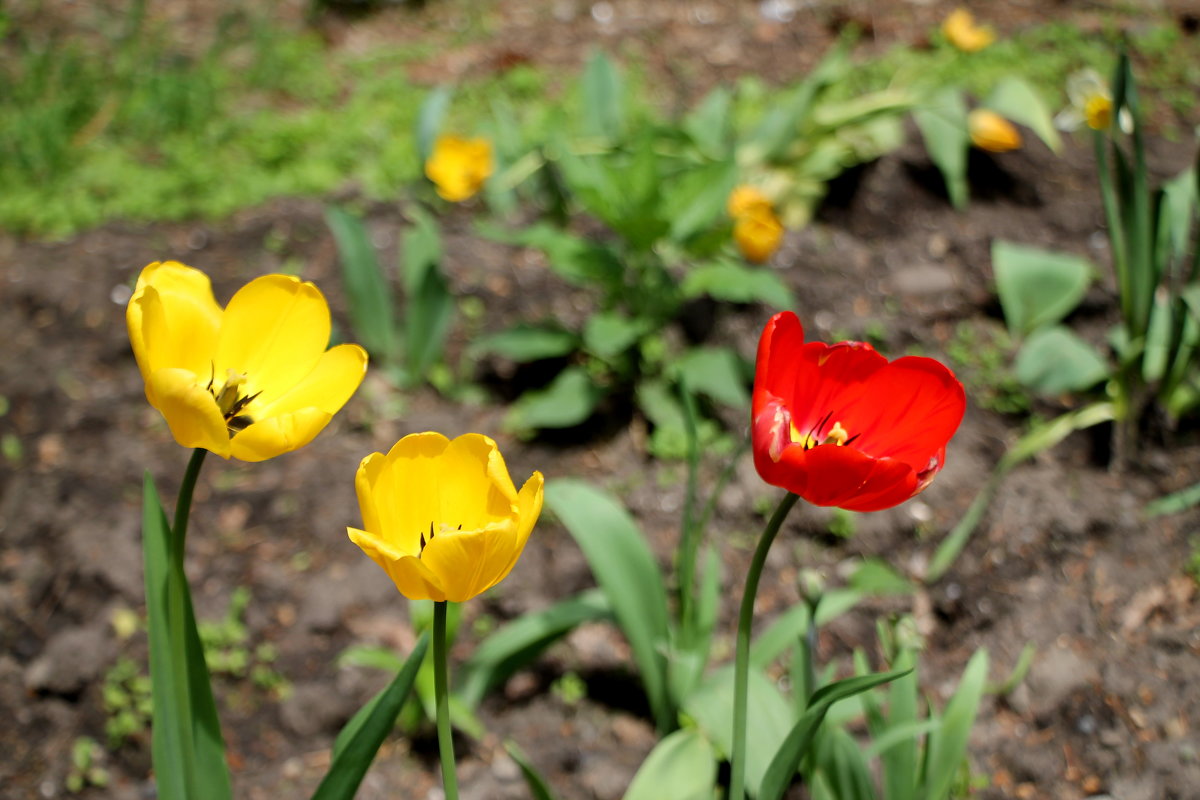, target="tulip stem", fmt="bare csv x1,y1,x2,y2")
173,448,207,549
729,491,799,800
433,601,460,800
